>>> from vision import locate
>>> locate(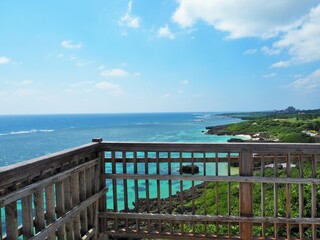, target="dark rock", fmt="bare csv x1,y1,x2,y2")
227,138,245,142
179,165,199,174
